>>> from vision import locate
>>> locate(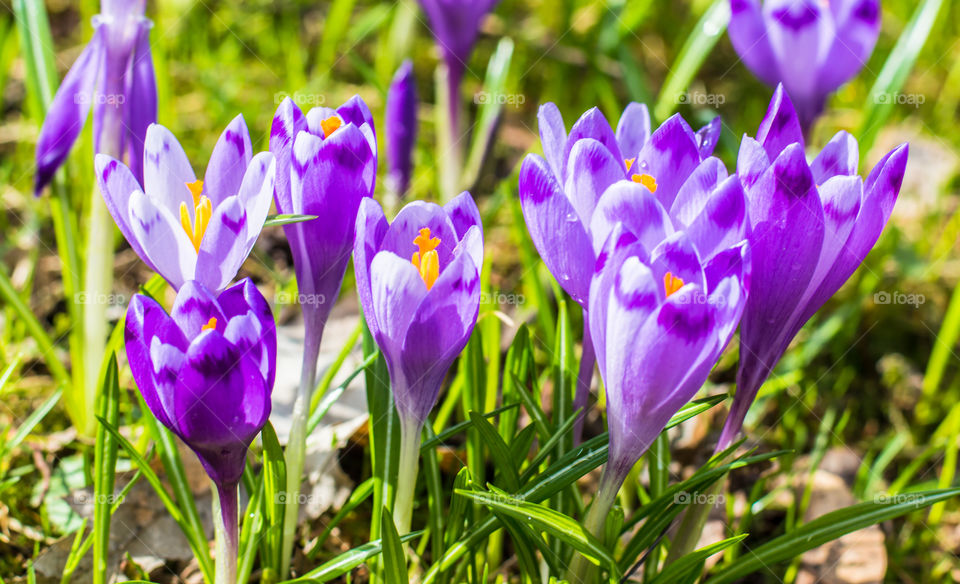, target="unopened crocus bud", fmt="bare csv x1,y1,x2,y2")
386,60,418,197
